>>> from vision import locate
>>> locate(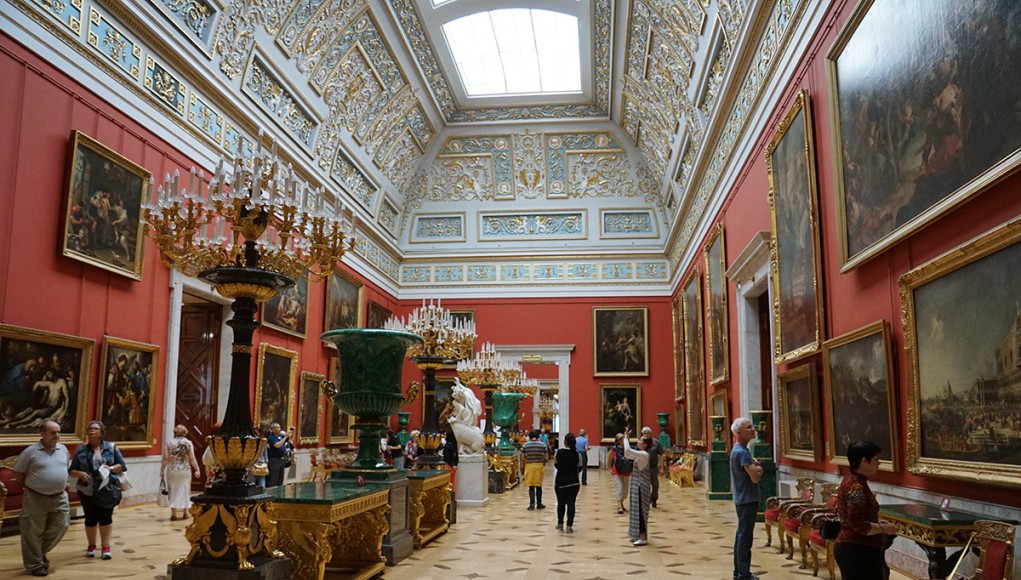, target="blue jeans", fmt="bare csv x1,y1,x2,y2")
733,501,758,580
528,486,542,506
